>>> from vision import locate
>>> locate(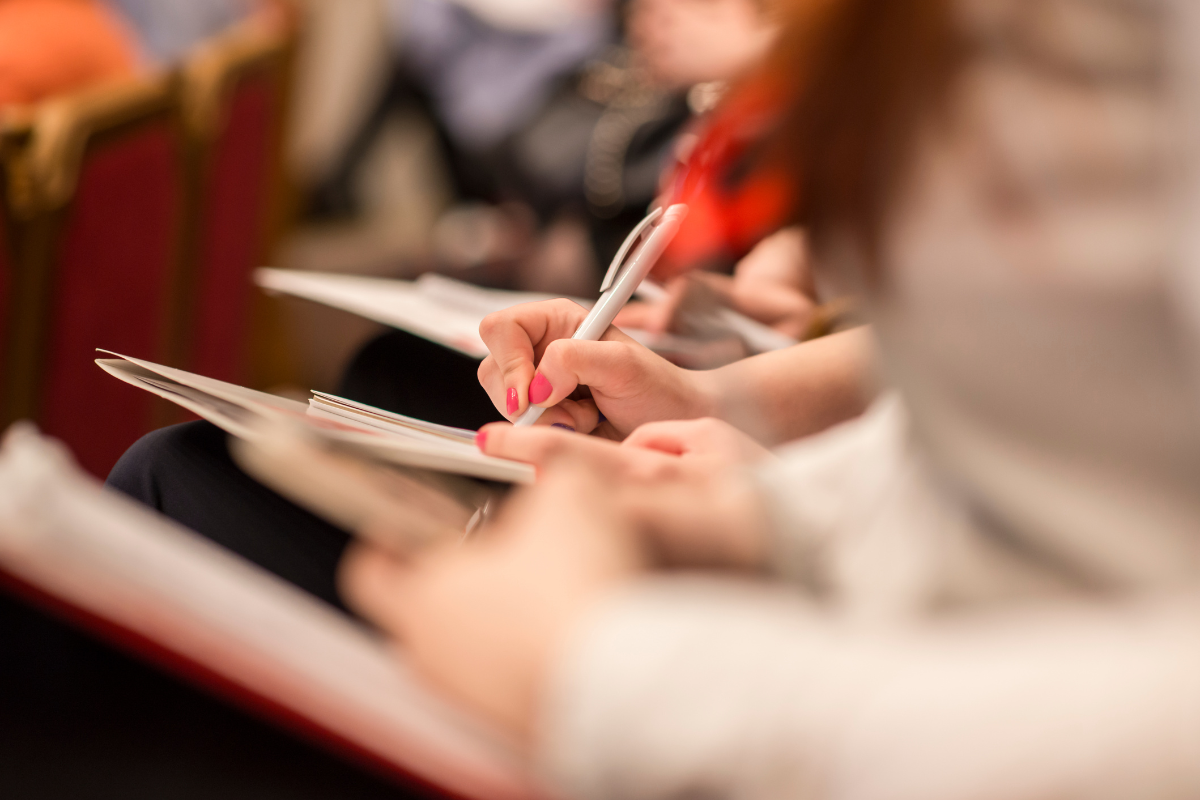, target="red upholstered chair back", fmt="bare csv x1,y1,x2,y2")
179,13,289,384
41,122,181,478
2,76,182,478
0,203,10,388
190,73,274,383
